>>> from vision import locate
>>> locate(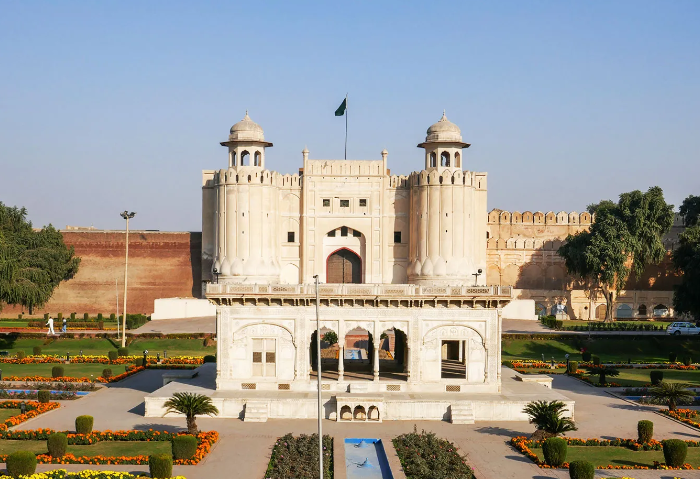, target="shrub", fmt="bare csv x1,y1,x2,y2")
638,420,654,443
97,313,103,321
102,368,113,379
581,351,591,362
47,432,67,457
37,390,51,403
568,460,594,479
126,314,149,330
117,347,129,357
172,435,198,460
32,346,42,356
16,351,26,360
75,415,94,434
110,313,116,321
567,361,578,374
203,337,216,347
149,454,173,479
52,366,64,378
670,352,678,362
542,437,567,467
44,313,49,320
134,358,144,367
663,439,688,467
650,370,664,385
6,450,37,478
83,313,89,321
684,356,693,366
70,312,76,320
592,356,600,366
203,355,216,363
57,313,63,321
108,350,118,362
555,320,563,330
